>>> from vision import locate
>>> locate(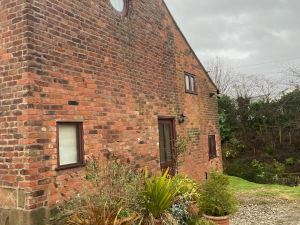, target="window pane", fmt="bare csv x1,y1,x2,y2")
158,124,166,163
185,75,190,91
110,0,124,12
59,124,78,165
212,137,216,155
209,136,212,155
164,124,173,161
190,77,195,92
209,135,216,159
